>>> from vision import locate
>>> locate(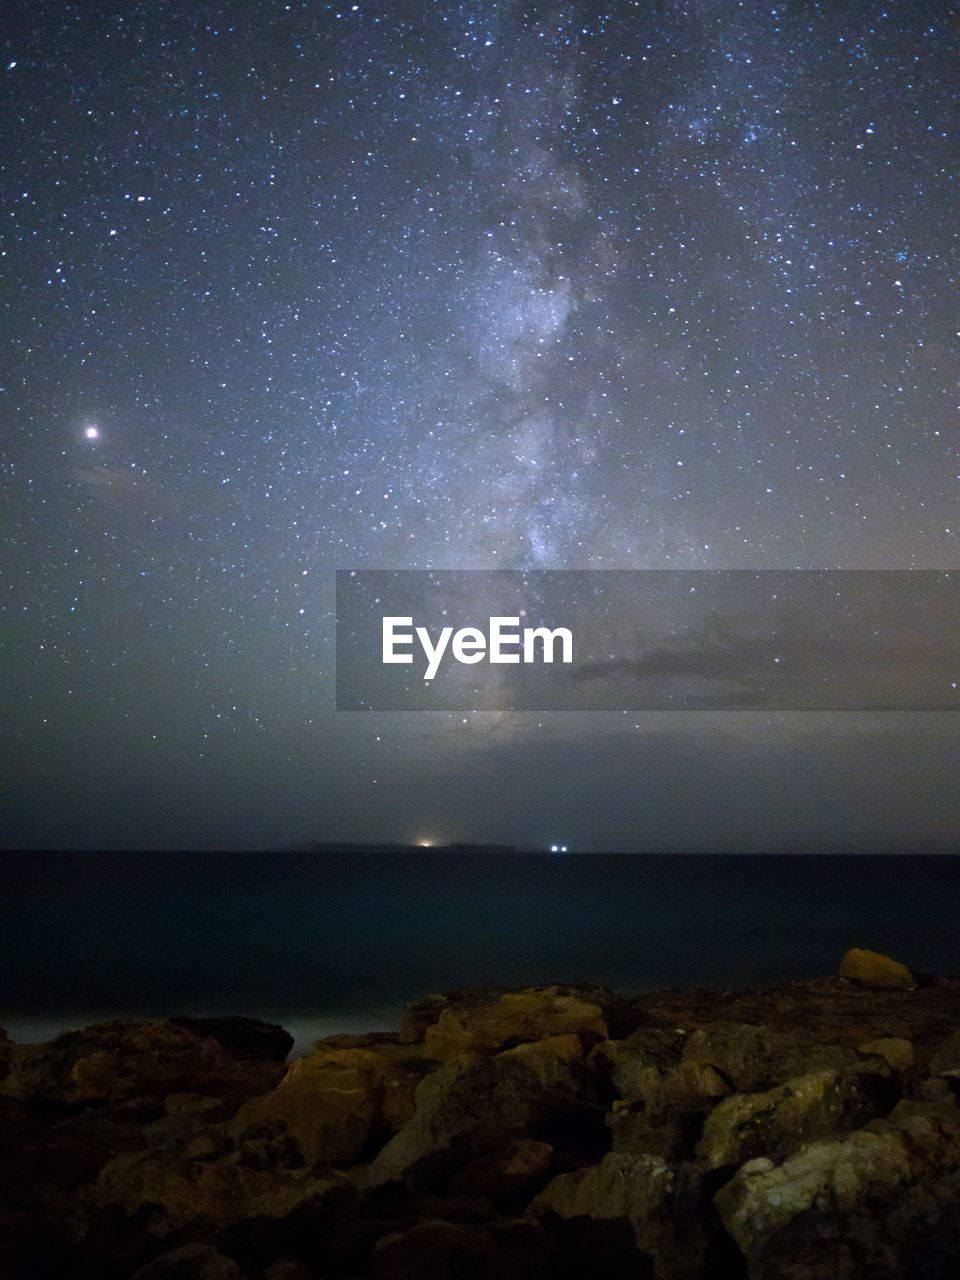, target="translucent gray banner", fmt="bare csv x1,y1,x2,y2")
335,570,958,711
